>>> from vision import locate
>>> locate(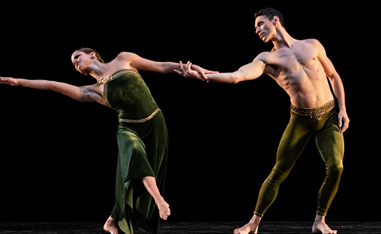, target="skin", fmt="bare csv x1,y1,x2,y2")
178,14,349,234
0,50,214,234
